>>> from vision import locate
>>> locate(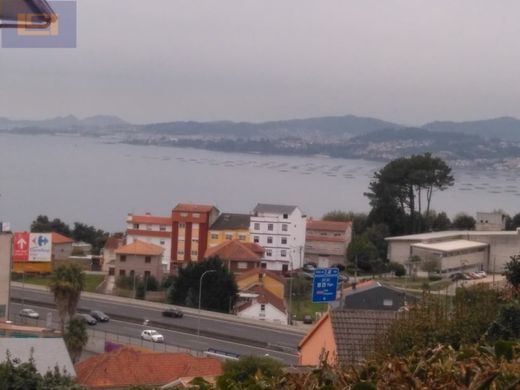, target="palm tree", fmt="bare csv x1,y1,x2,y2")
49,264,85,333
64,316,88,363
